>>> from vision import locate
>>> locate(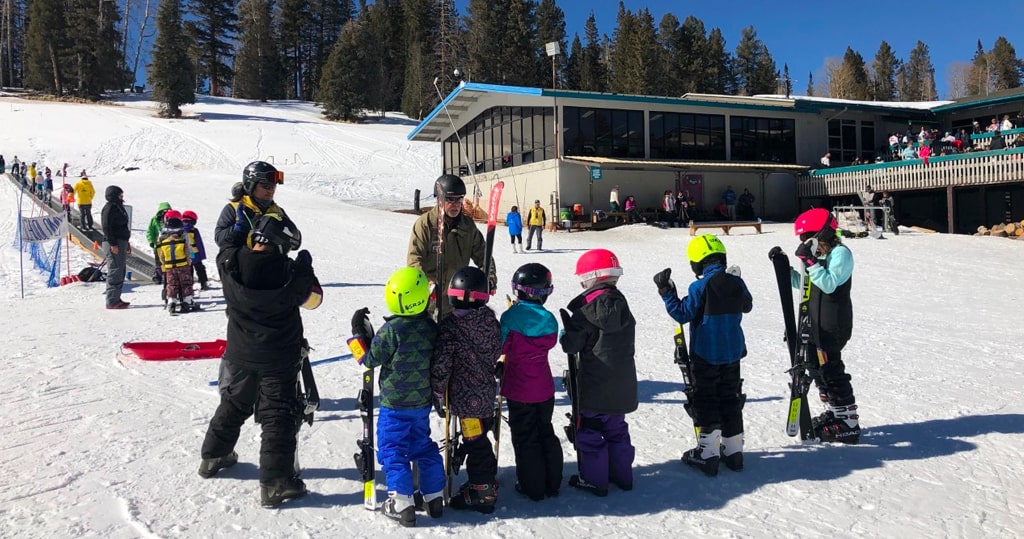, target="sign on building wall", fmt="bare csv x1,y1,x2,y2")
590,166,603,181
